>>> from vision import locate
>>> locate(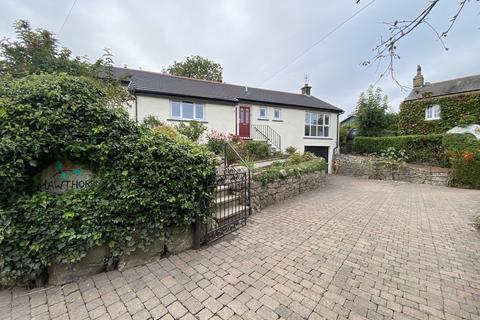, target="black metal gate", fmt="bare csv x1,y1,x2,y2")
204,168,250,244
